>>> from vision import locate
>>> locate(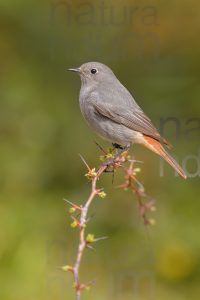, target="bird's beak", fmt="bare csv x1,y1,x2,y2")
67,68,80,73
